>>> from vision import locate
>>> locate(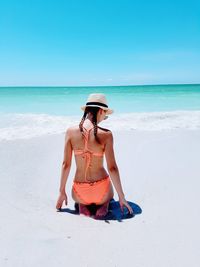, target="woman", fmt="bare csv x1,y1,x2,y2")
56,93,133,218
